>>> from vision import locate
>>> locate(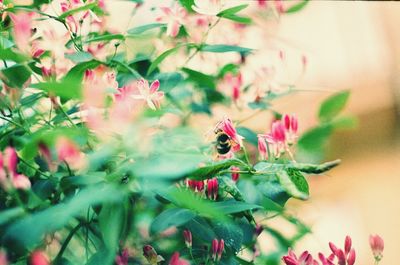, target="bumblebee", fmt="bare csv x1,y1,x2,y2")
215,129,232,155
